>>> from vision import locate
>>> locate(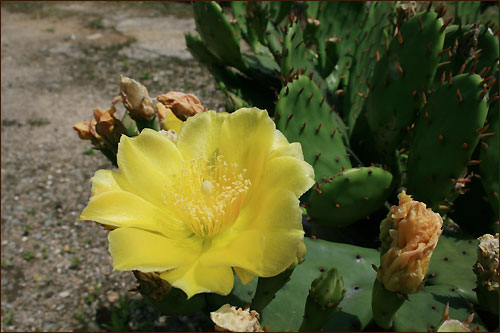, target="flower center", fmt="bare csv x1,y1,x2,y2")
163,154,251,238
